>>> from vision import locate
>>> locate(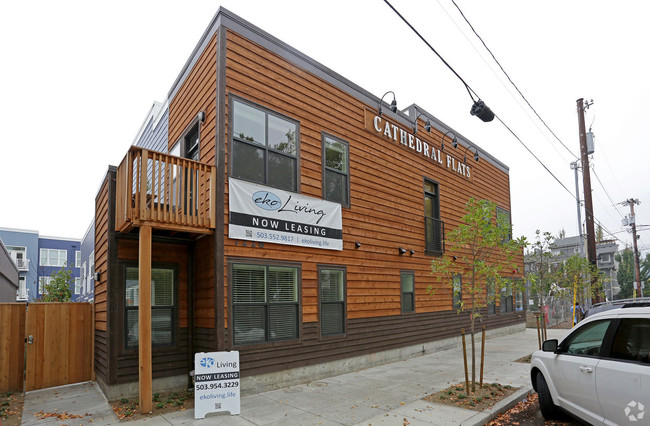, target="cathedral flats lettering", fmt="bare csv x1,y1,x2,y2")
371,114,472,179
